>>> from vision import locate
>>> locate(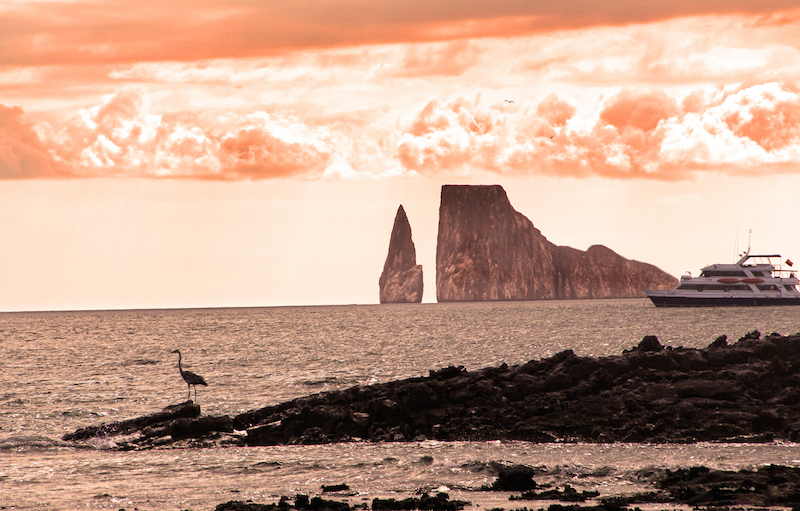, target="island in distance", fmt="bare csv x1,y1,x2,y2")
379,205,424,303
435,184,677,302
380,184,676,303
